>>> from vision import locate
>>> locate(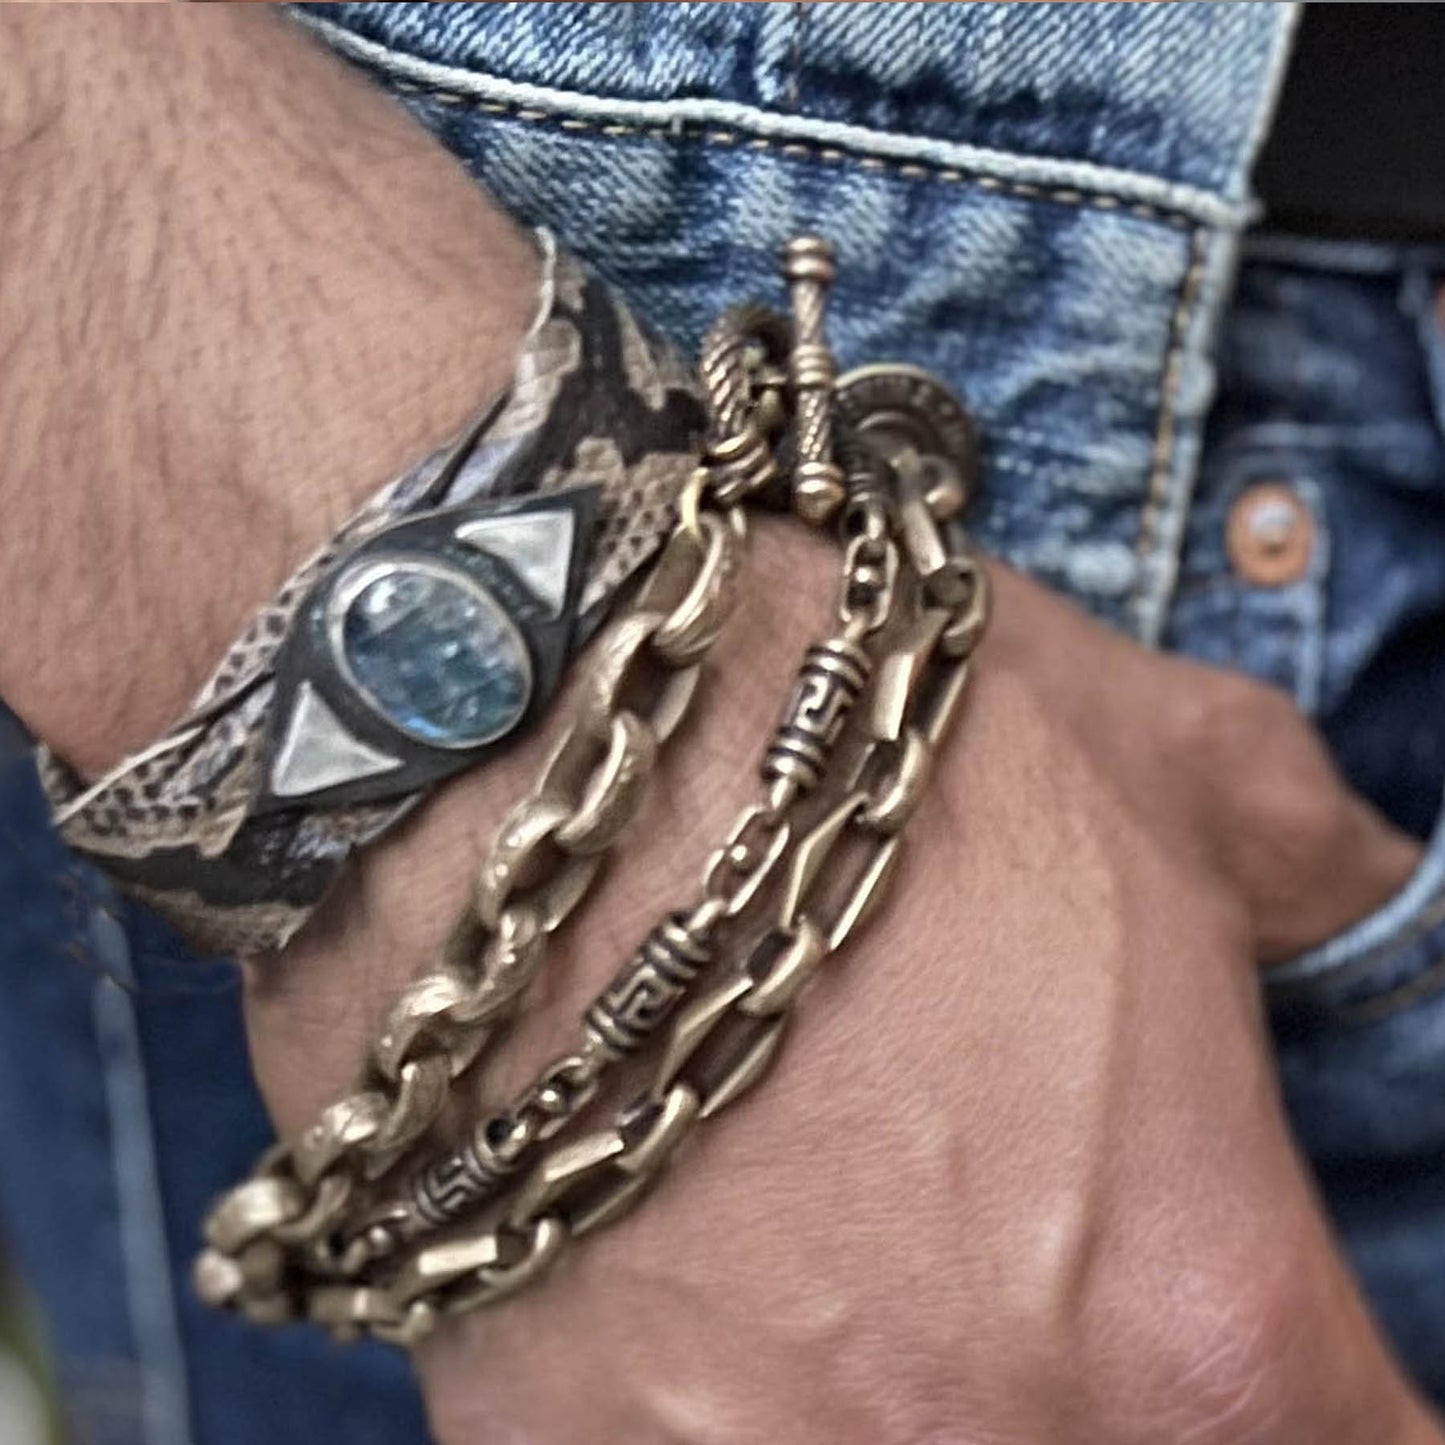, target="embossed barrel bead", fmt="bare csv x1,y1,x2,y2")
762,636,873,792
782,236,846,524
584,913,714,1057
396,1040,611,1239
412,1122,522,1230
837,422,895,534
